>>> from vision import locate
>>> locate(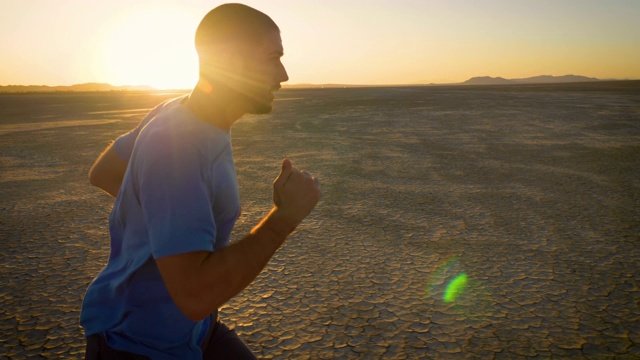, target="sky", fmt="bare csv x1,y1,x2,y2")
1,0,639,89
